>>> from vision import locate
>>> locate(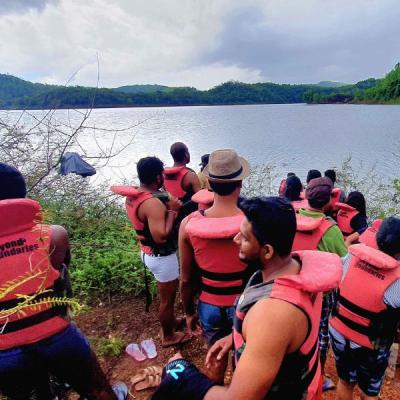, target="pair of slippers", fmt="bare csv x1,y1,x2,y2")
131,366,162,391
126,339,157,361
